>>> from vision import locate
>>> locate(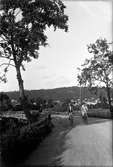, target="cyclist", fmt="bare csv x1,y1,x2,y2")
81,102,88,123
68,103,74,126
